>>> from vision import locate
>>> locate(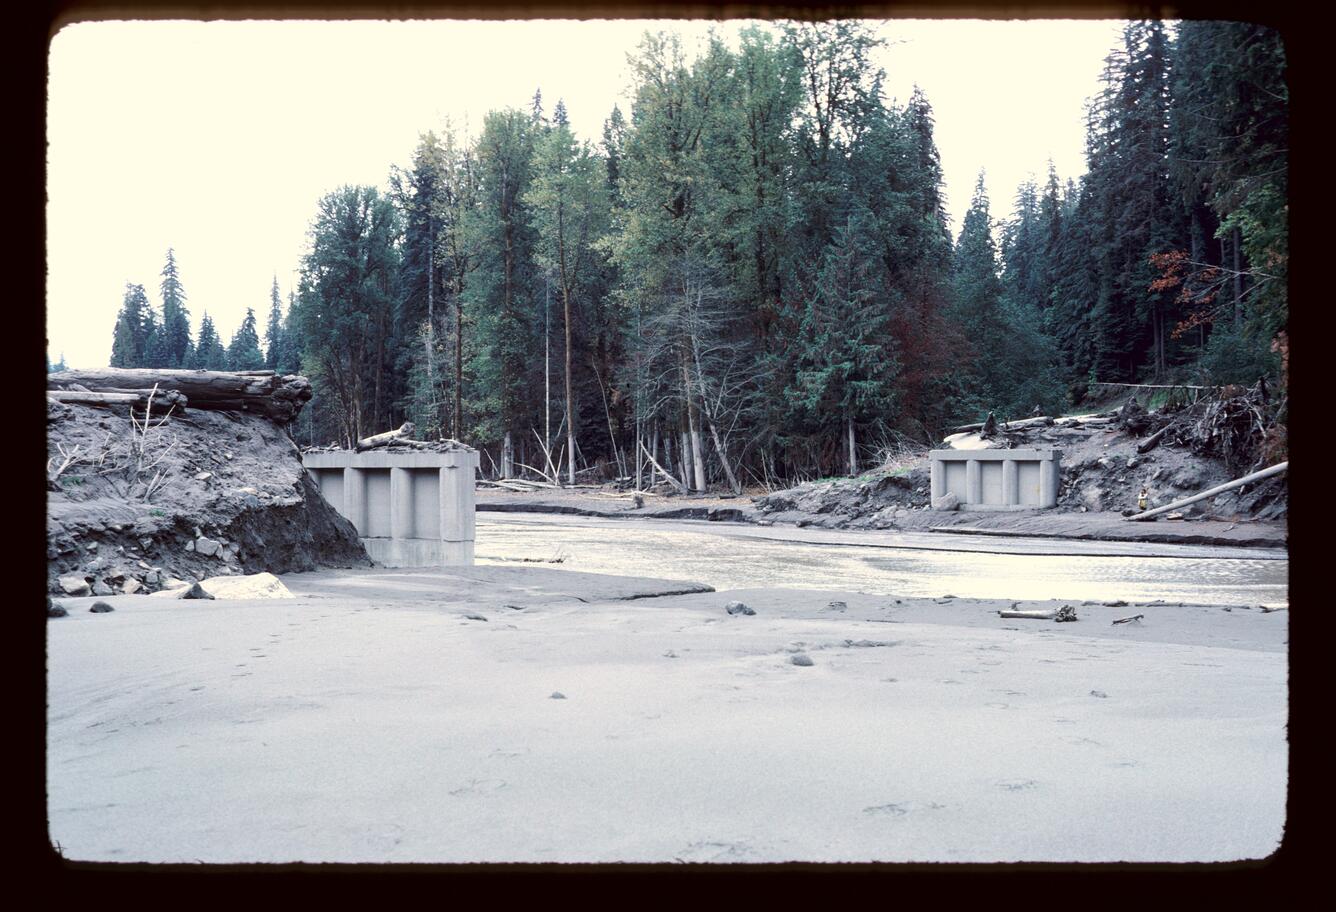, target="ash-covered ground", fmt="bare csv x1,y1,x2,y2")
46,398,369,596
